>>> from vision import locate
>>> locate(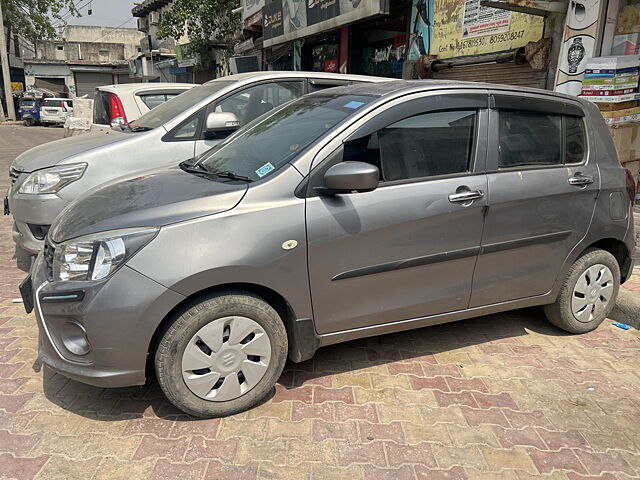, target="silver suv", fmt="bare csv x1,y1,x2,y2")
6,72,385,257
22,81,636,418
